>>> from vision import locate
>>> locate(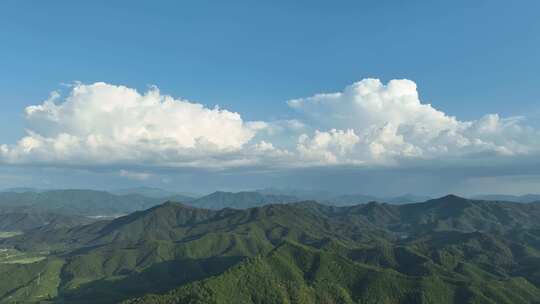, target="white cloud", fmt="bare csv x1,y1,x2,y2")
297,129,360,165
1,79,539,170
1,82,265,167
289,78,540,164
